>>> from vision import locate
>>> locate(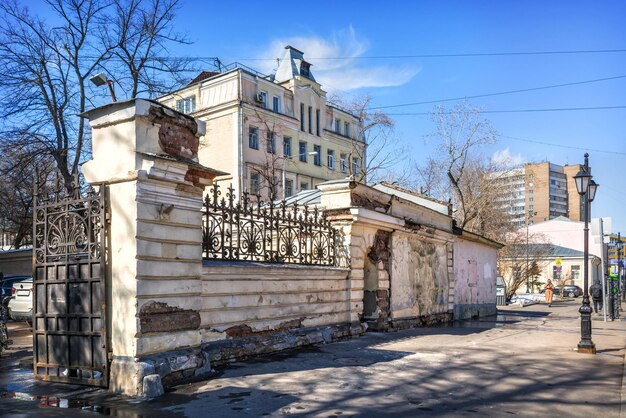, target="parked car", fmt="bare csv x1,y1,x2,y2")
8,277,33,321
561,285,583,298
0,275,31,299
540,285,583,298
